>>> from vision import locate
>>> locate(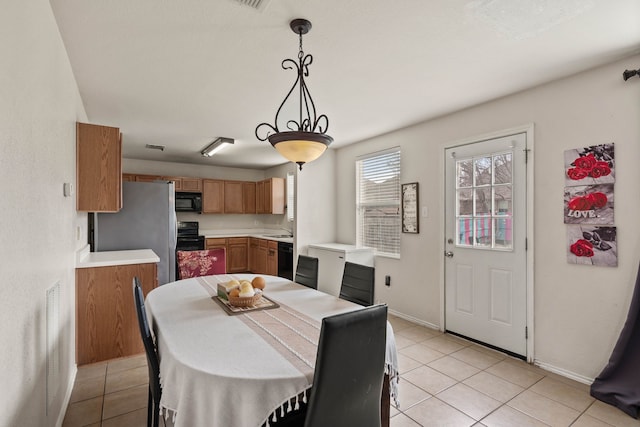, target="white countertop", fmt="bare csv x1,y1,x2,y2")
76,245,160,268
201,229,293,244
307,243,373,252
